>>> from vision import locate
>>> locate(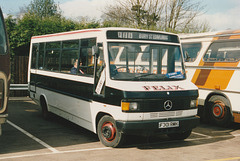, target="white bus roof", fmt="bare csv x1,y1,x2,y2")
180,29,240,40
32,27,178,39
